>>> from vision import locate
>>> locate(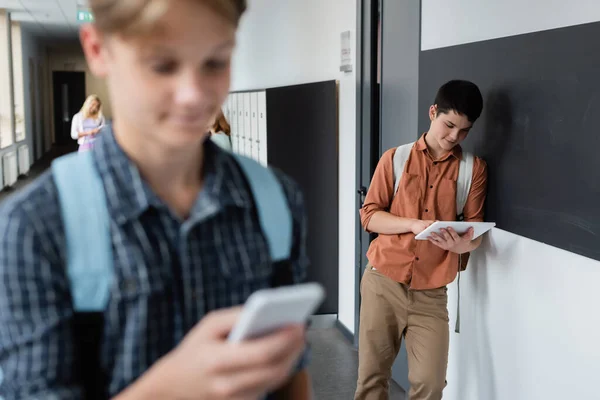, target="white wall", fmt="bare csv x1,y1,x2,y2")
232,0,357,331
11,22,25,143
0,10,14,150
422,0,600,50
422,1,600,399
446,230,600,400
